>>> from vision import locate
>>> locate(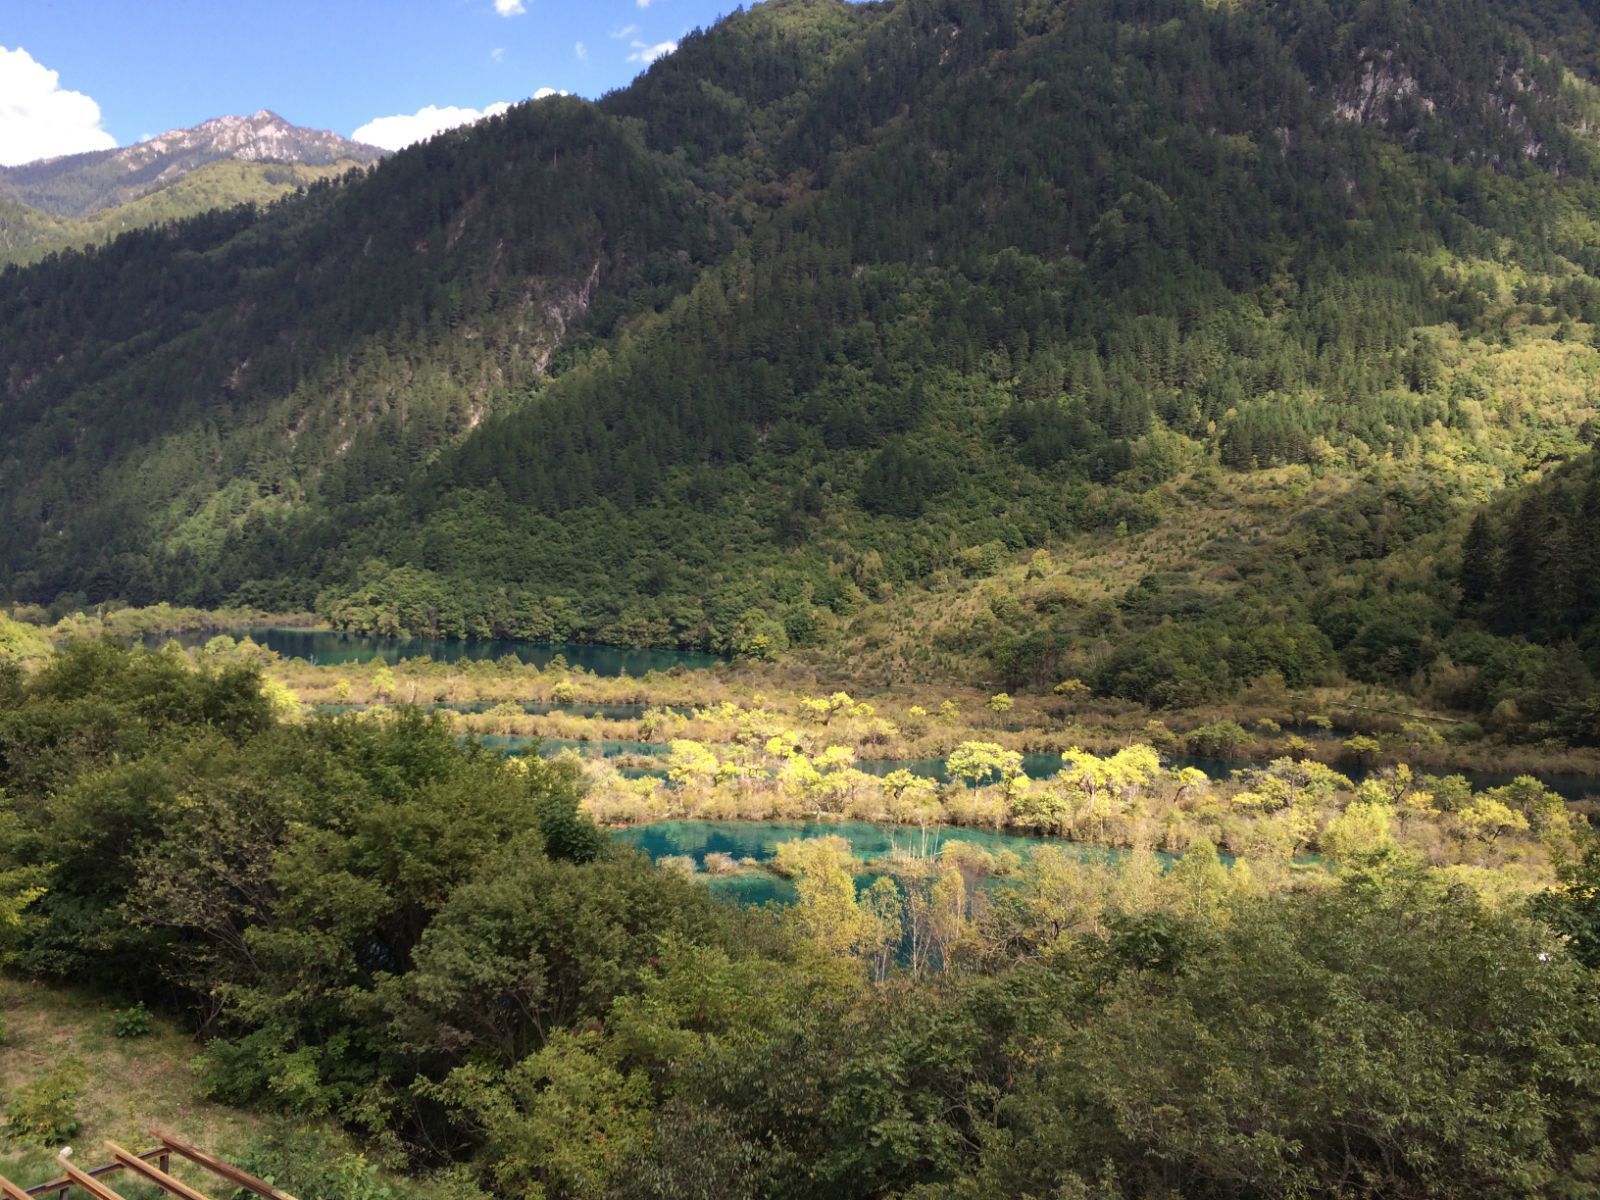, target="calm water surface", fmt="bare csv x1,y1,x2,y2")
611,819,1184,906
480,735,671,758
613,818,1155,866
